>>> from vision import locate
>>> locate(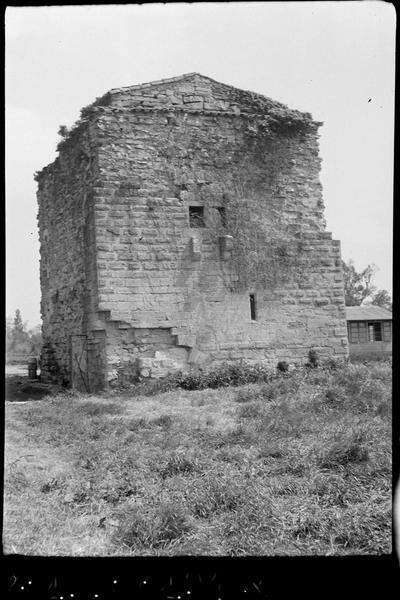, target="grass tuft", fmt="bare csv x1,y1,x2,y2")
316,429,370,469
126,417,148,431
114,502,192,550
157,452,201,479
192,476,247,518
150,414,173,429
258,442,287,460
237,402,264,419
